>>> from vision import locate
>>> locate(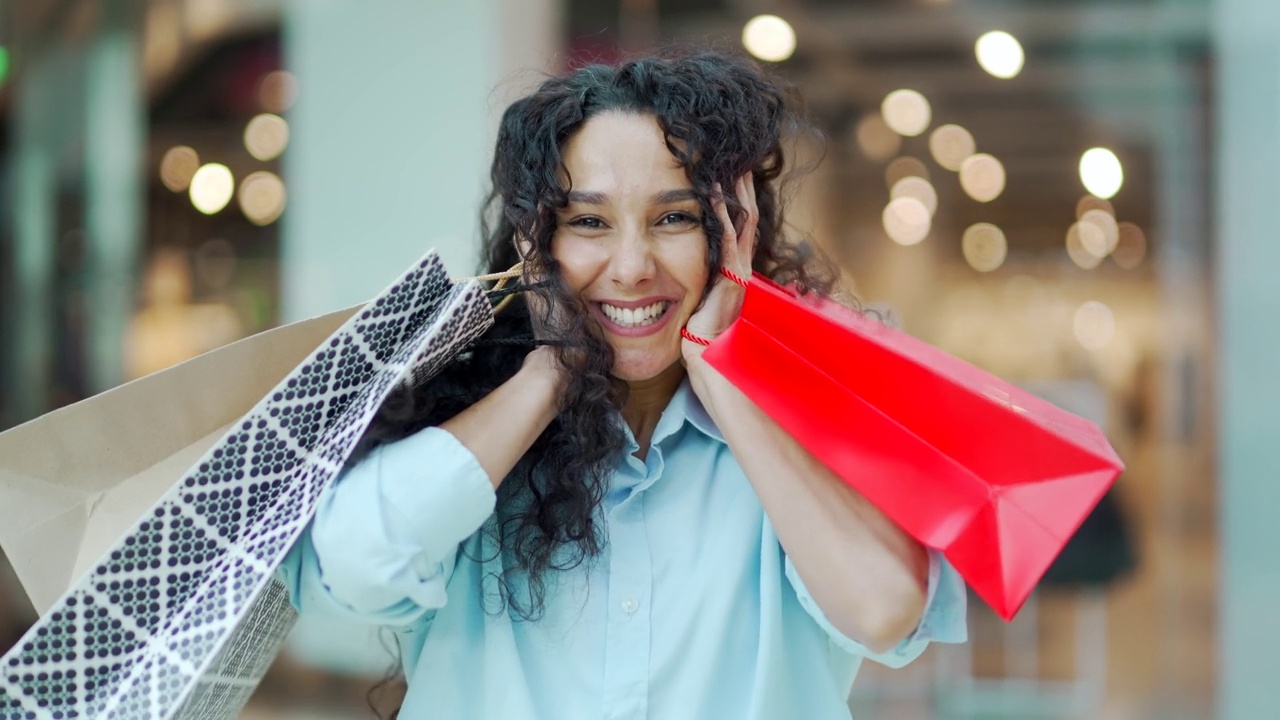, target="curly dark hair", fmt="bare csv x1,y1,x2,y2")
356,50,835,637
